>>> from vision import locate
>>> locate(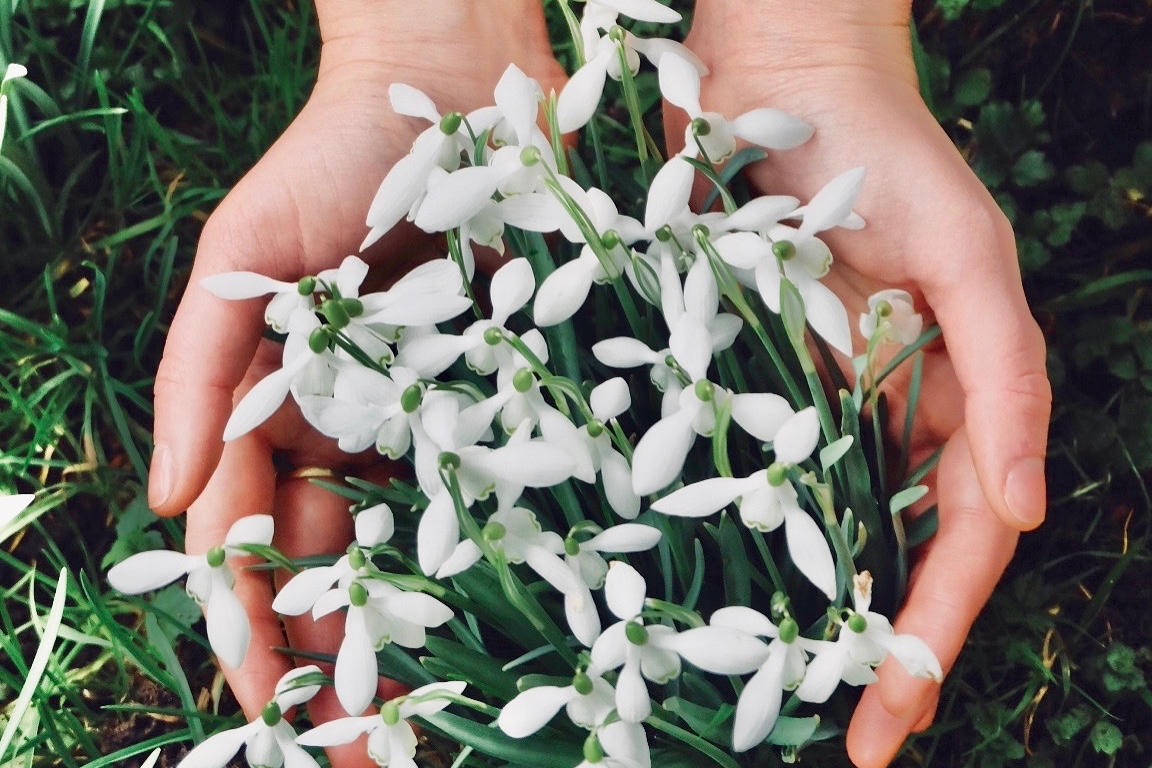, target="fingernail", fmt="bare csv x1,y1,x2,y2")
1004,457,1046,528
148,444,174,509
